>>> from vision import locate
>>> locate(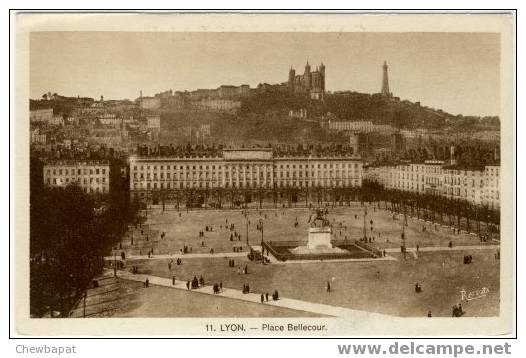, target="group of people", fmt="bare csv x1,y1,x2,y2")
260,291,278,303
360,236,376,243
212,282,223,294
186,275,205,290
452,304,465,317
230,232,242,242
463,255,473,264
236,264,249,275
242,284,250,294
180,245,192,254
